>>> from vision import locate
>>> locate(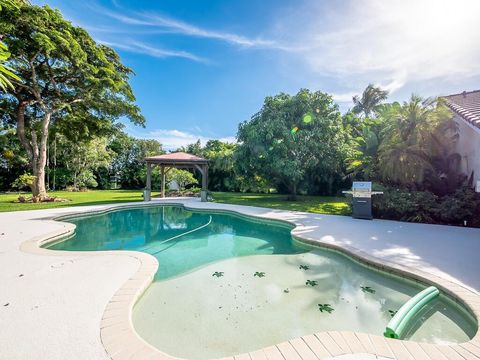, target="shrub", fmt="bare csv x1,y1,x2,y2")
167,169,197,190
77,170,98,189
437,187,480,227
373,188,438,223
11,173,36,191
237,175,270,193
189,186,201,194
373,186,480,227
